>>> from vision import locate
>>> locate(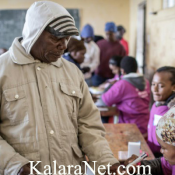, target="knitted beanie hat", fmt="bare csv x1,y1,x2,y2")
156,106,175,146
105,22,117,32
81,24,94,38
